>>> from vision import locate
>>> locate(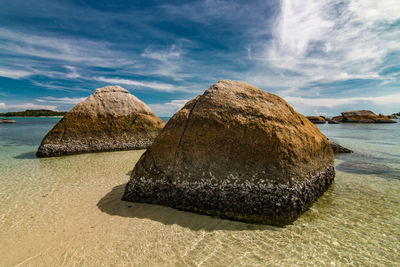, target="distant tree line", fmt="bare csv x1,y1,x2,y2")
0,109,66,117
